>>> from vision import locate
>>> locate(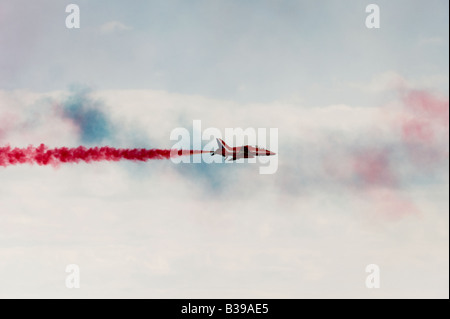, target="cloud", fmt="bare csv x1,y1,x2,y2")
99,21,132,34
0,83,448,298
0,84,448,221
348,72,449,96
0,87,114,146
348,71,407,93
60,87,113,144
2,83,447,201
